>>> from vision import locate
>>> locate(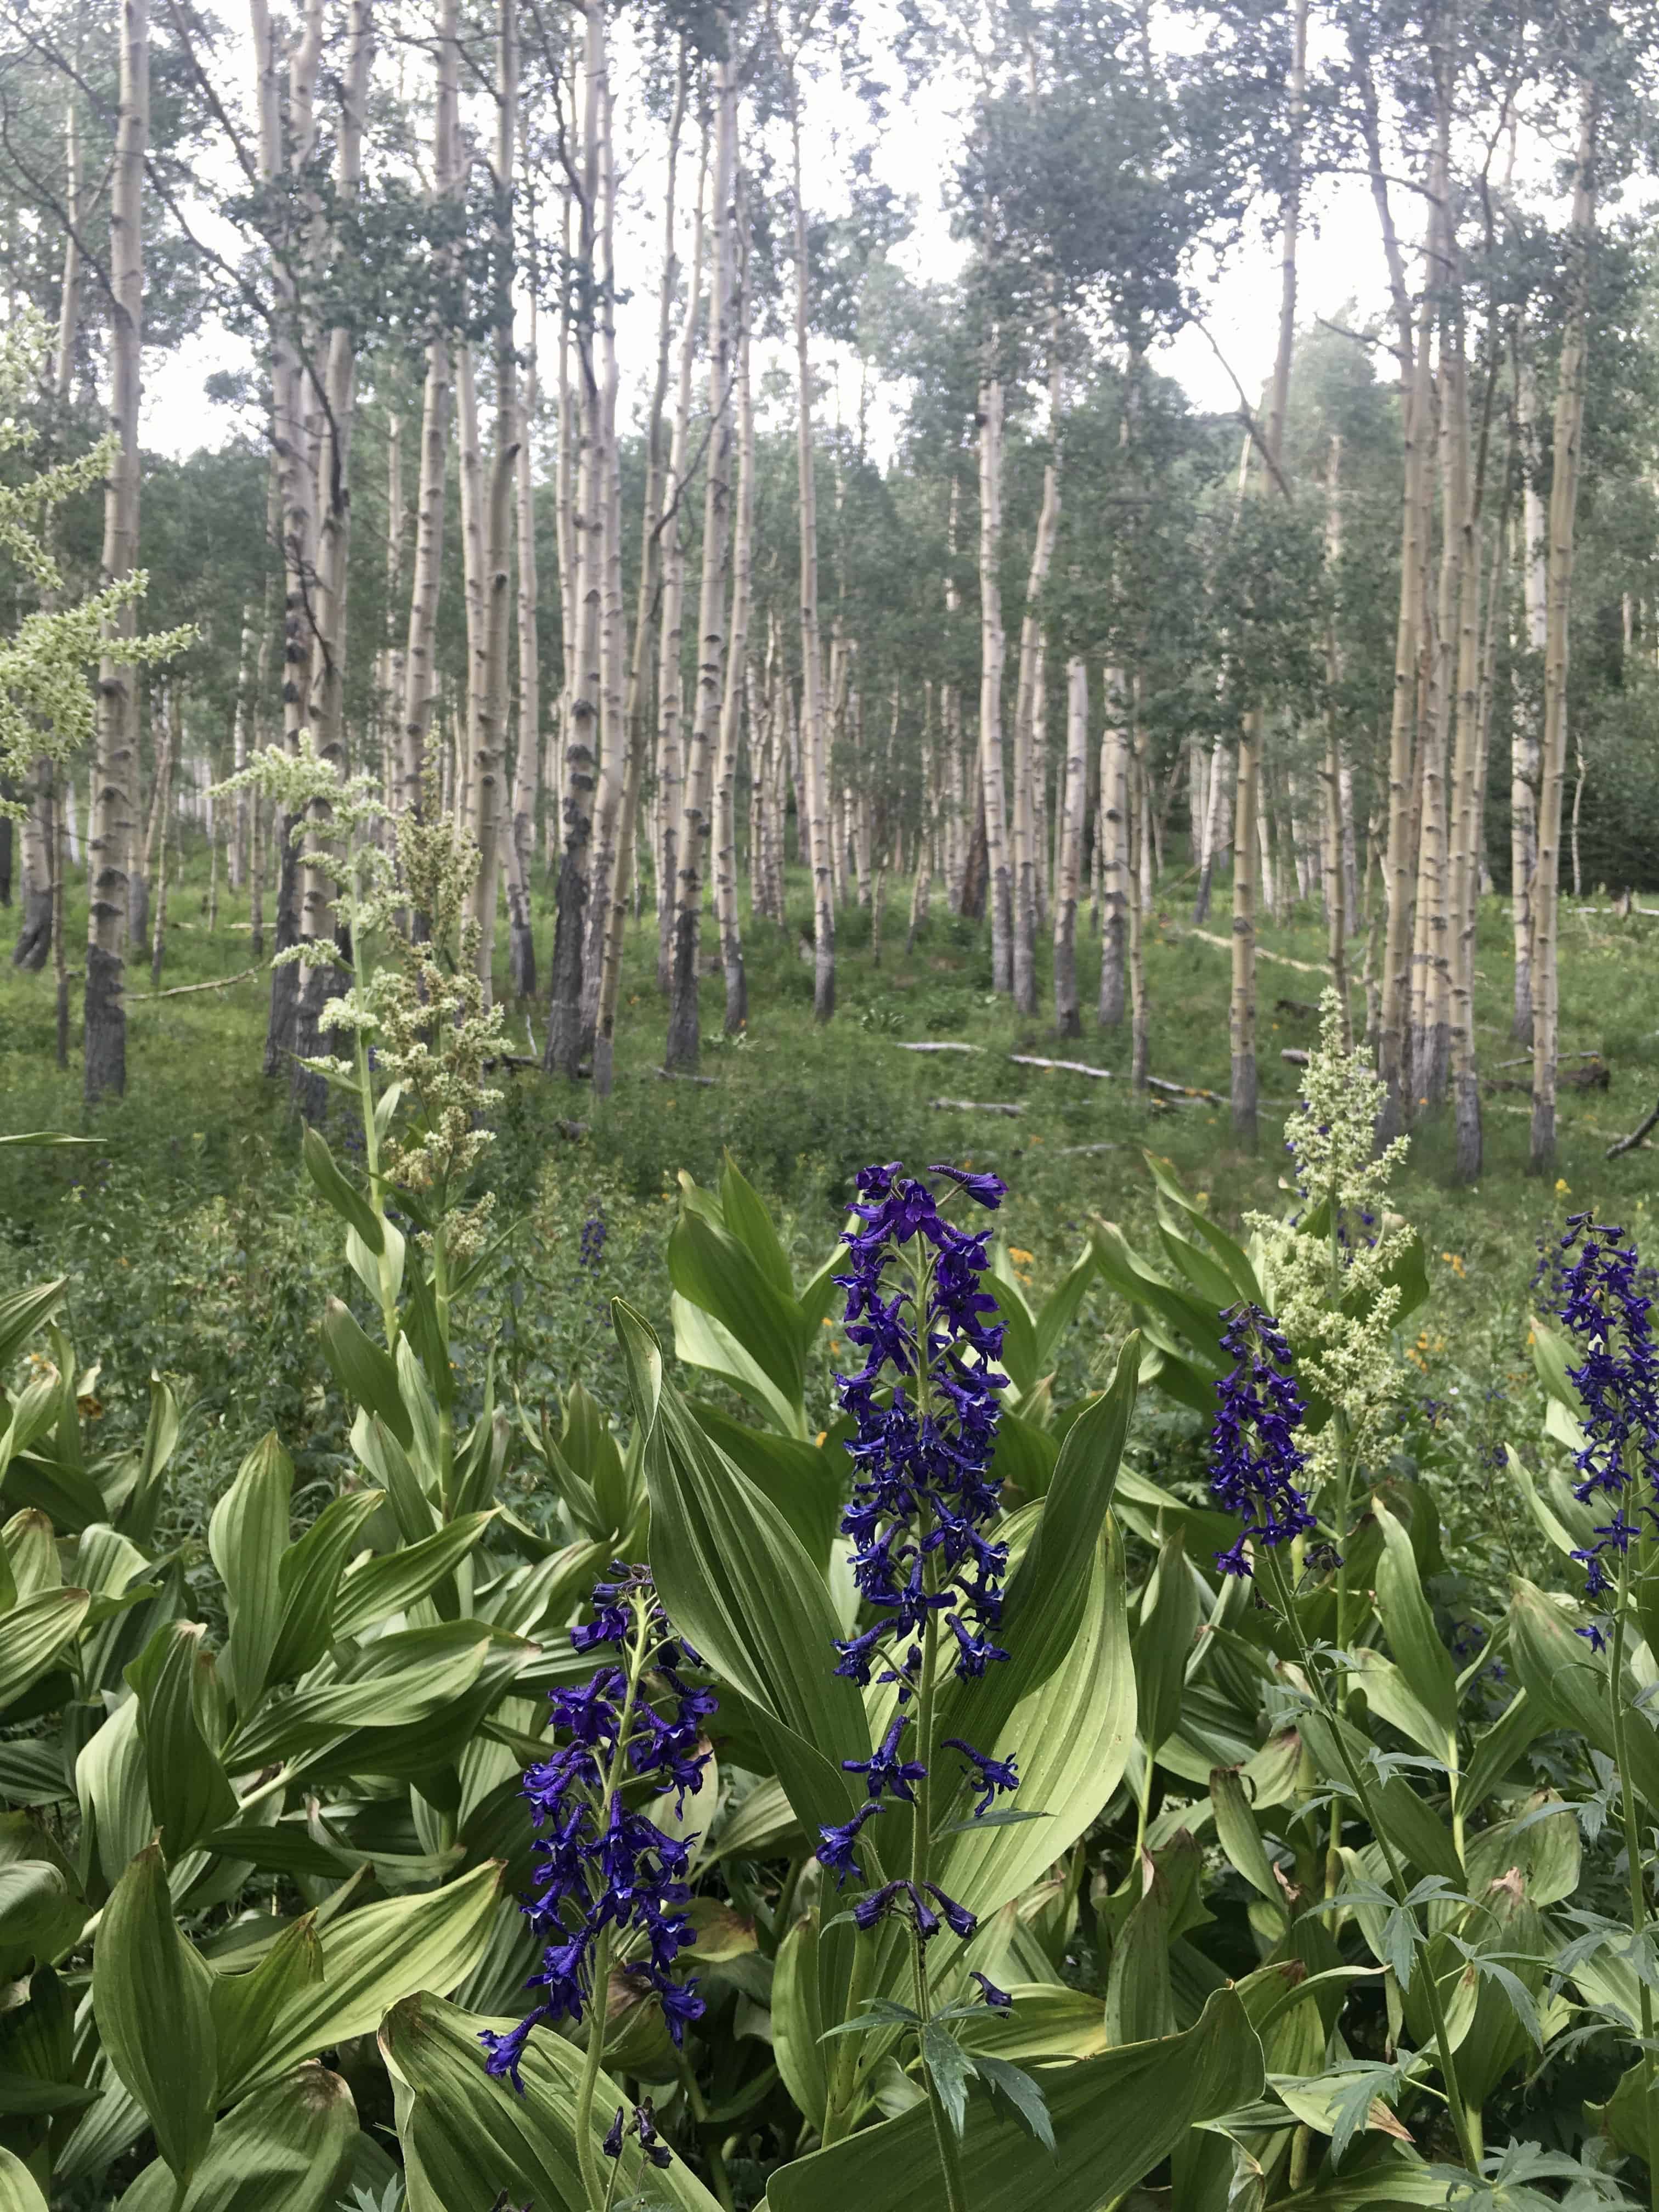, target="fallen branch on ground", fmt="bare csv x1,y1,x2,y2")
1608,1093,1659,1159
127,966,257,1001
656,1068,716,1087
1009,1053,1113,1080
1177,926,1325,977
896,1040,984,1054
929,1097,1025,1116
